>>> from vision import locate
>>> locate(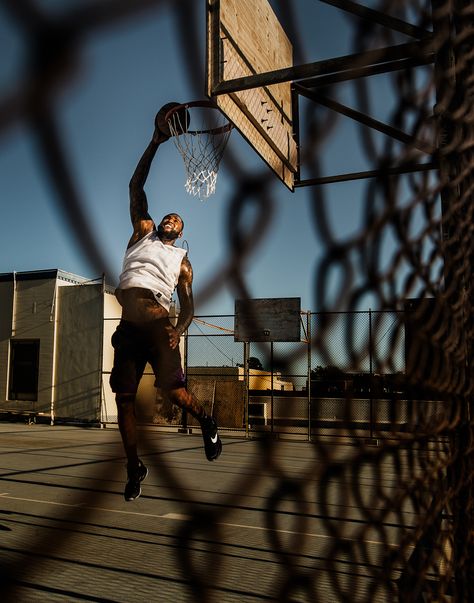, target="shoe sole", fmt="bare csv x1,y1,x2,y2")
125,487,141,502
